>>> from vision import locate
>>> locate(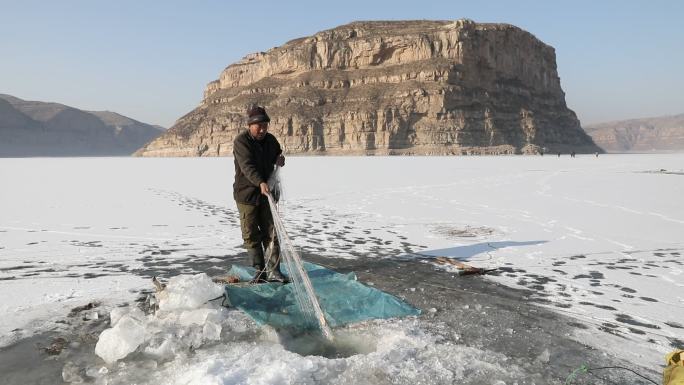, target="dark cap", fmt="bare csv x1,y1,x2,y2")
247,105,270,125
